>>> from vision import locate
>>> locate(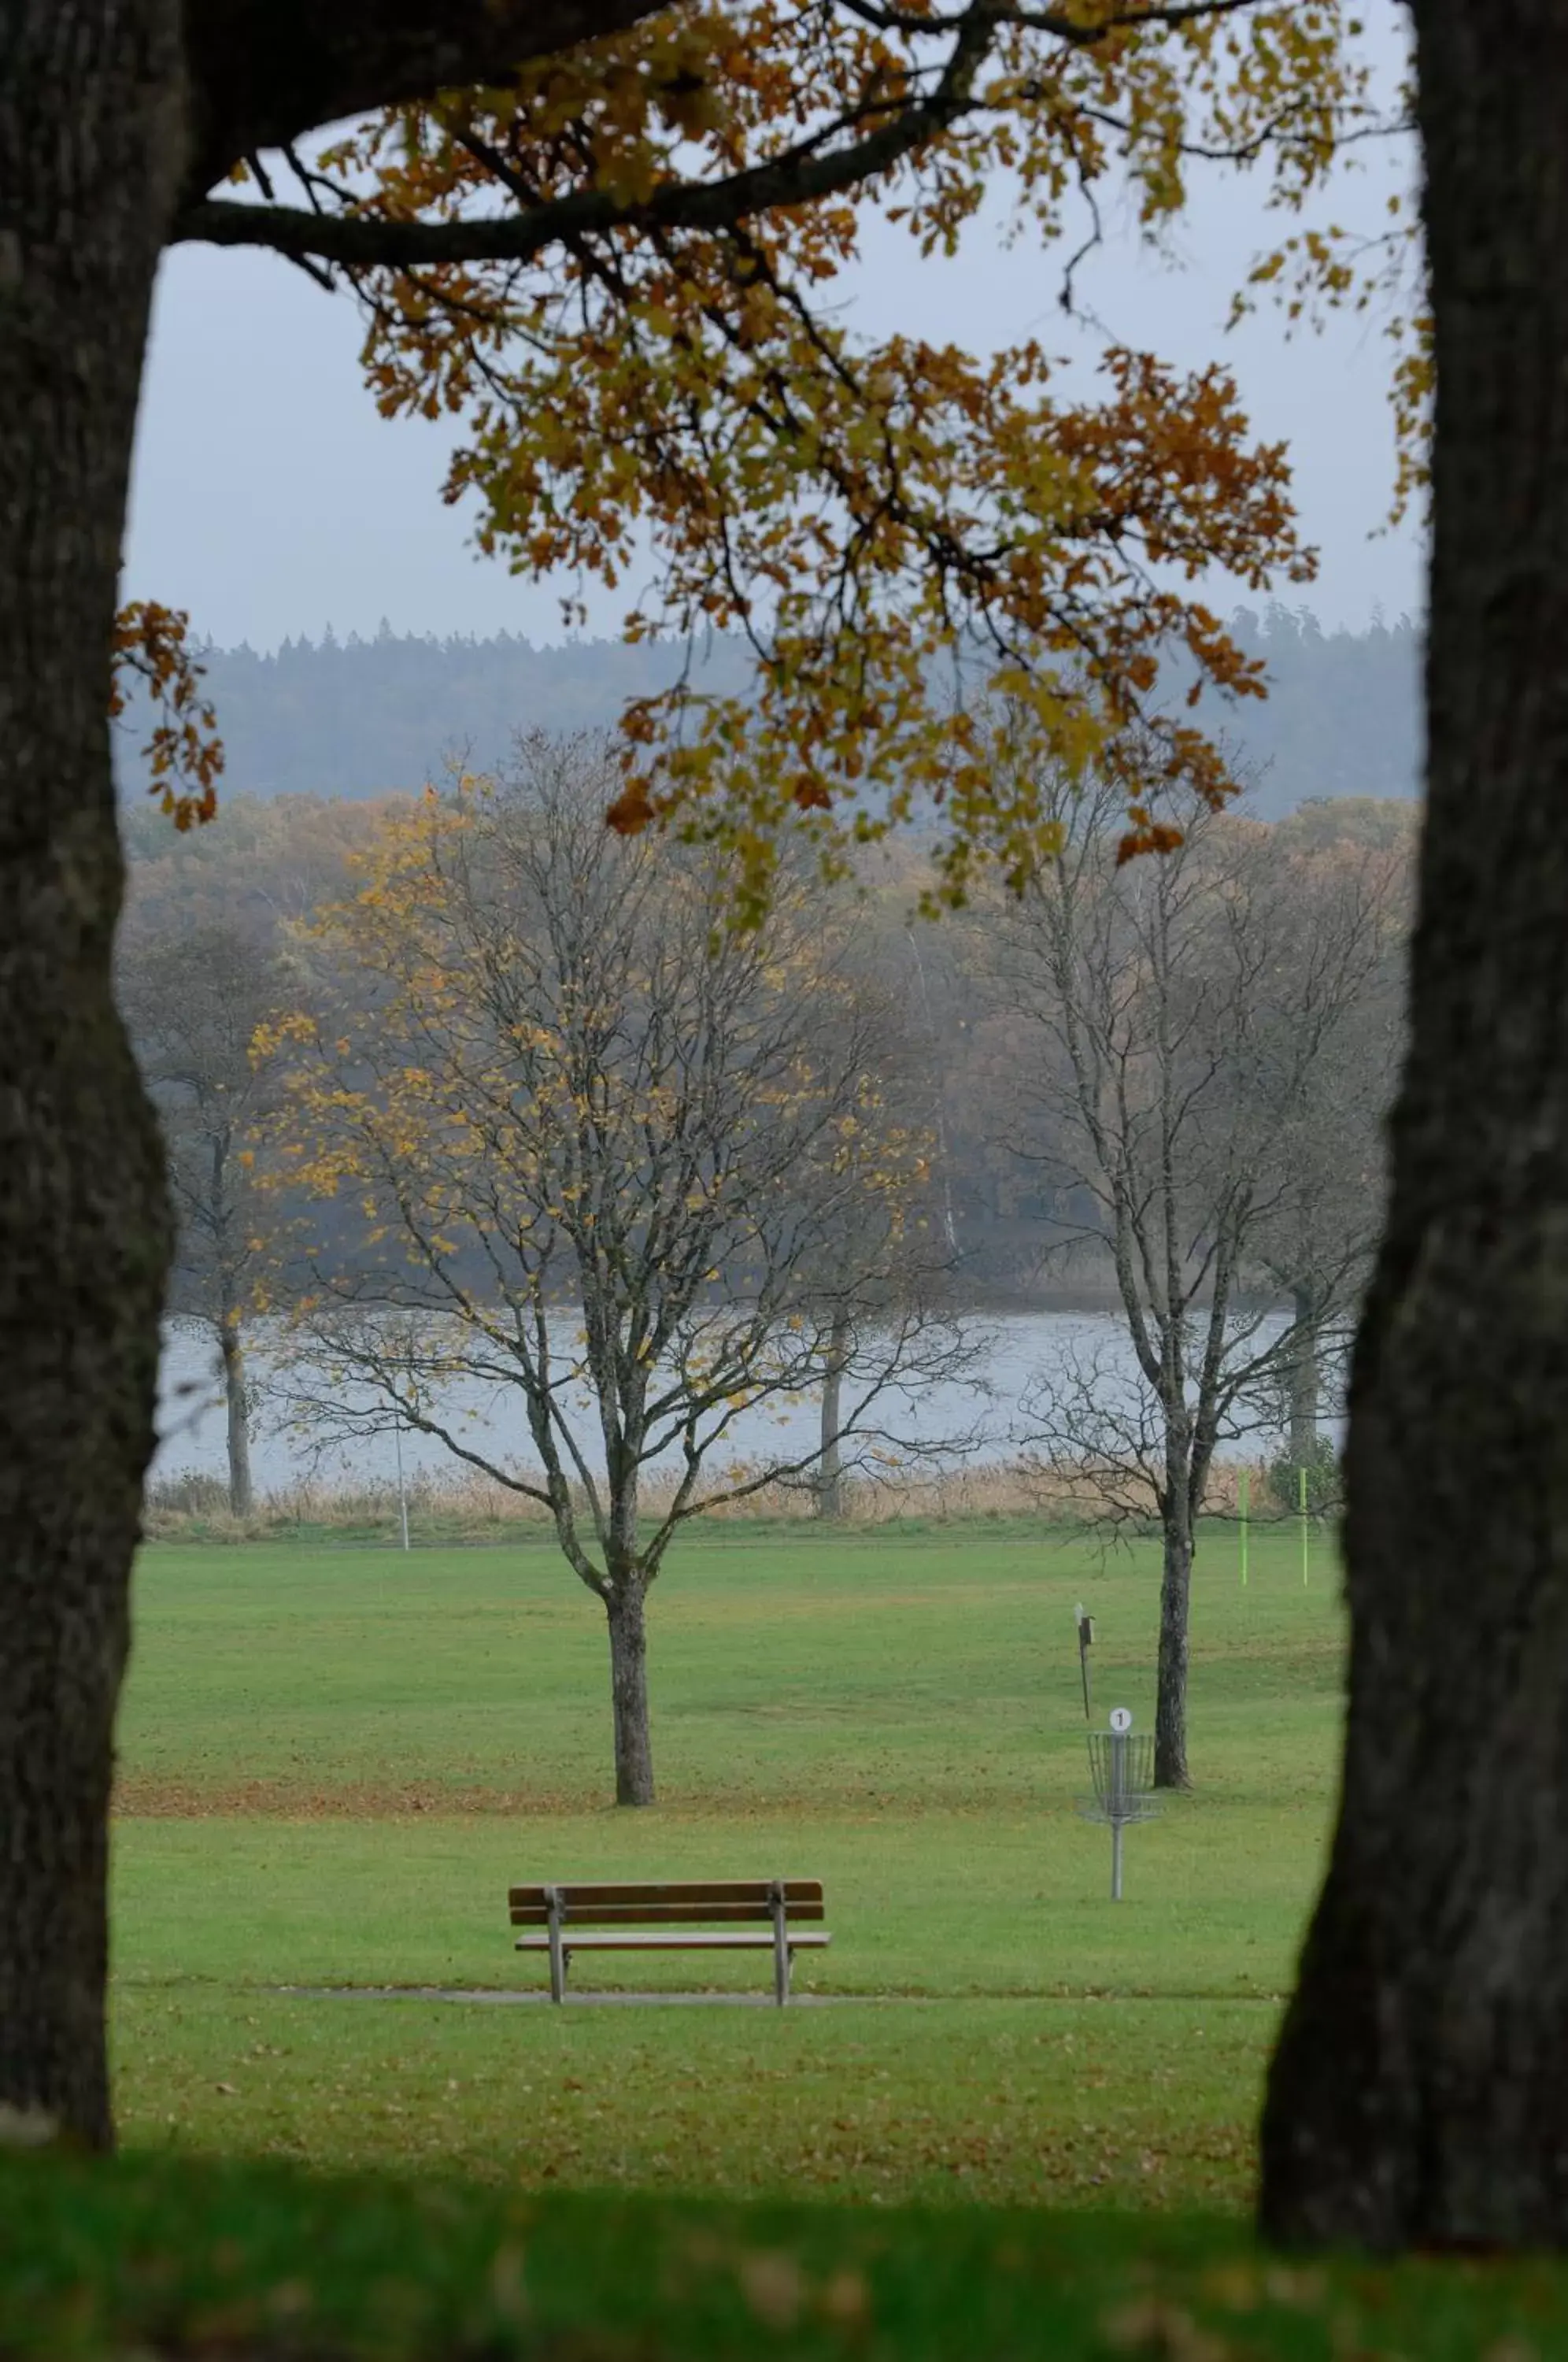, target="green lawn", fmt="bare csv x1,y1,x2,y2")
112,1521,1340,2210
119,1520,1340,1815
28,1520,1564,2357
15,2155,1568,2362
